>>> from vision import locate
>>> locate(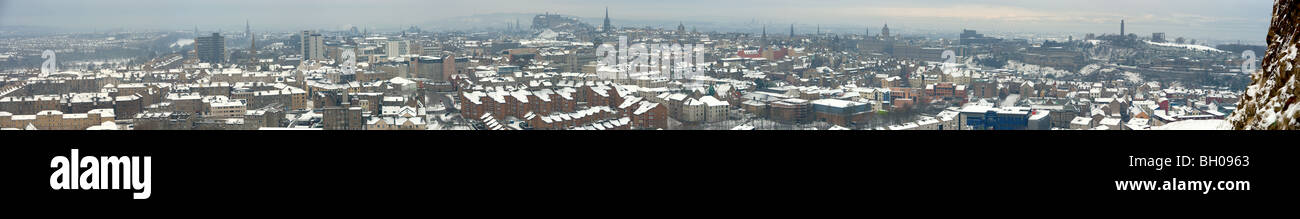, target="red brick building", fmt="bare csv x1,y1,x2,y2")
626,101,667,130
